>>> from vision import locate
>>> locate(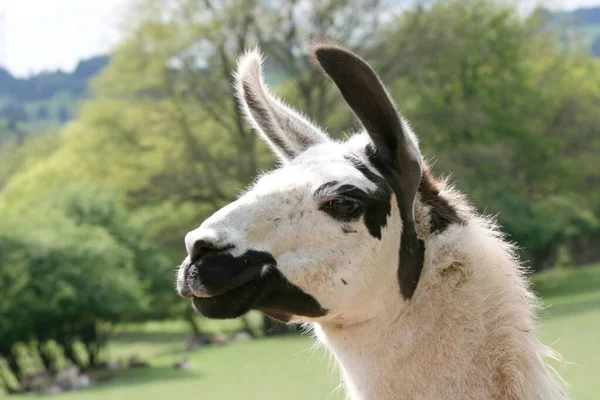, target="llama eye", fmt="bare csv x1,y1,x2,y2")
326,198,362,218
